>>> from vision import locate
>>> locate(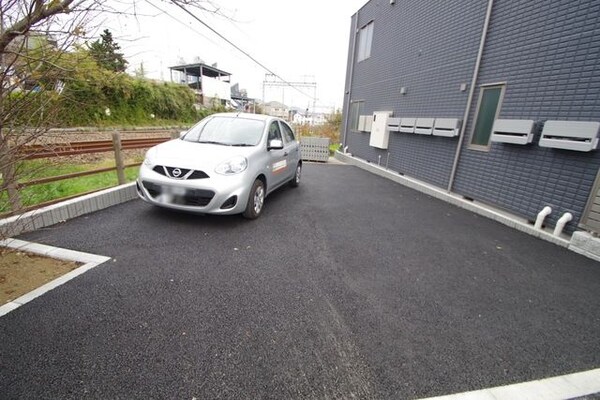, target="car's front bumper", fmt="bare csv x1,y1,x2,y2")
136,164,251,215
